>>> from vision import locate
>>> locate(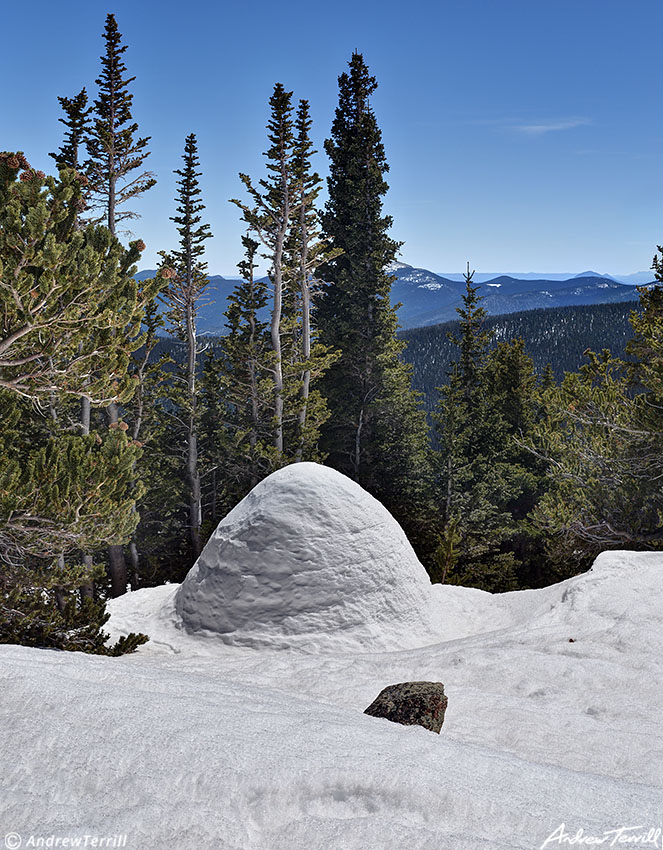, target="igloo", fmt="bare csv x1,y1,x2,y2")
175,462,440,648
